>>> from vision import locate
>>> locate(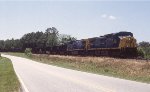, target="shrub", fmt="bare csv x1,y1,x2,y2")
25,48,32,57
137,48,145,58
